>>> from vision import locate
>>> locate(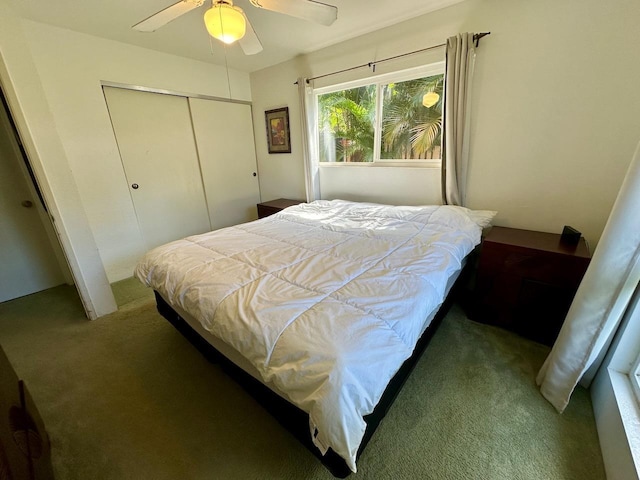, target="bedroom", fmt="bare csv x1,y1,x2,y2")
0,0,639,478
